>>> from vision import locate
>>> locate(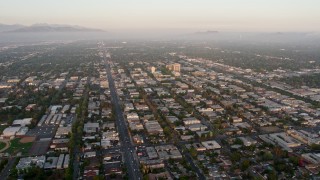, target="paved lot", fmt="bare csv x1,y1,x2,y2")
27,125,58,140
27,124,58,156
29,140,51,156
